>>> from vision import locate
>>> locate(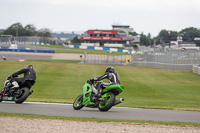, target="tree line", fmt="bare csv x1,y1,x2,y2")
1,23,200,46
0,22,51,37
130,27,200,46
